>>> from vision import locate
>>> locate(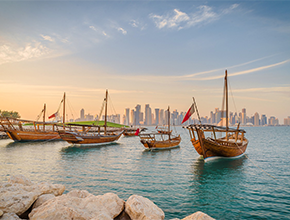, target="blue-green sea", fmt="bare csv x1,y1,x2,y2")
1,126,289,219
